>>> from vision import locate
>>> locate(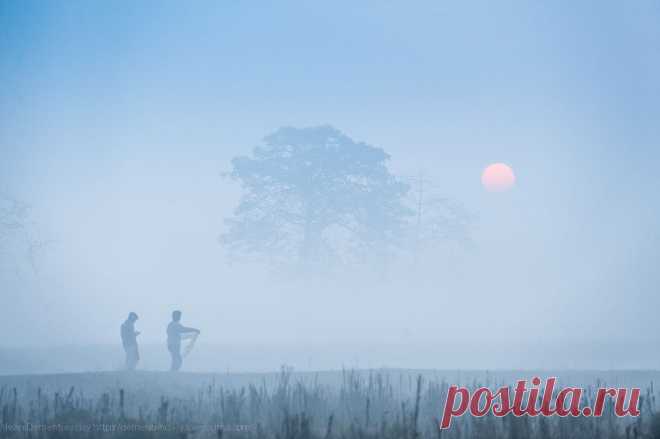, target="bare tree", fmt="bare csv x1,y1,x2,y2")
0,193,28,246
0,193,48,273
404,173,475,265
